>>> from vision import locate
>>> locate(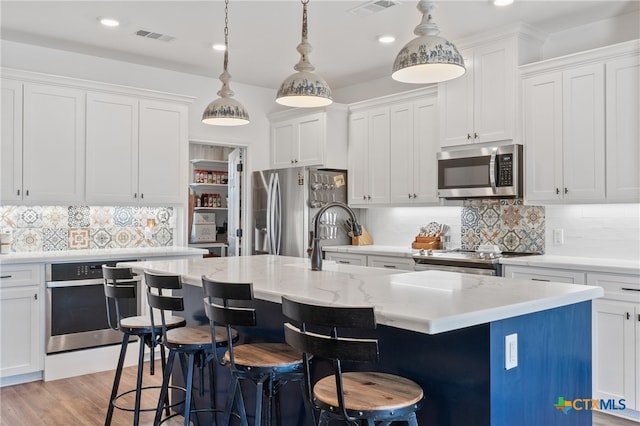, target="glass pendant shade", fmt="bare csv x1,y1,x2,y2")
392,0,465,84
276,0,332,108
202,0,249,126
